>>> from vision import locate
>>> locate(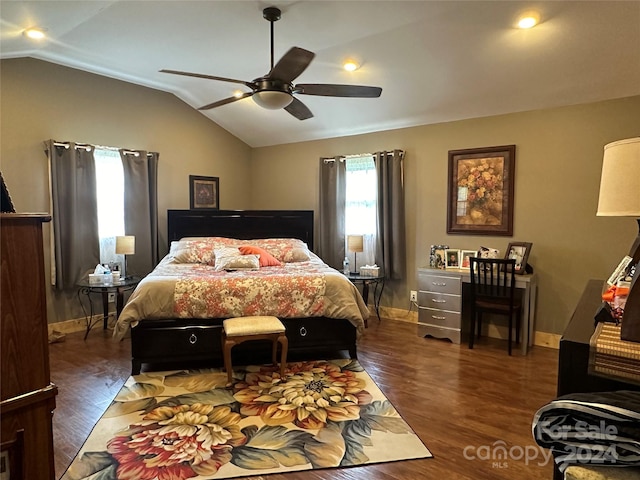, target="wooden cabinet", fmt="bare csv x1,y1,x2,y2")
1,214,57,480
417,268,463,344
